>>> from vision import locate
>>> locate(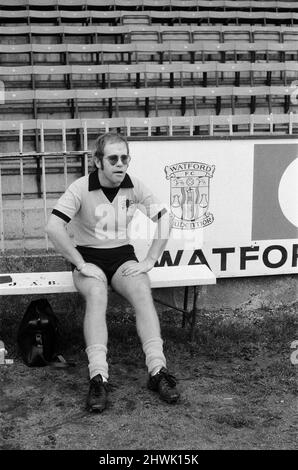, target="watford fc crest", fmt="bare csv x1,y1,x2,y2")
165,161,215,230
